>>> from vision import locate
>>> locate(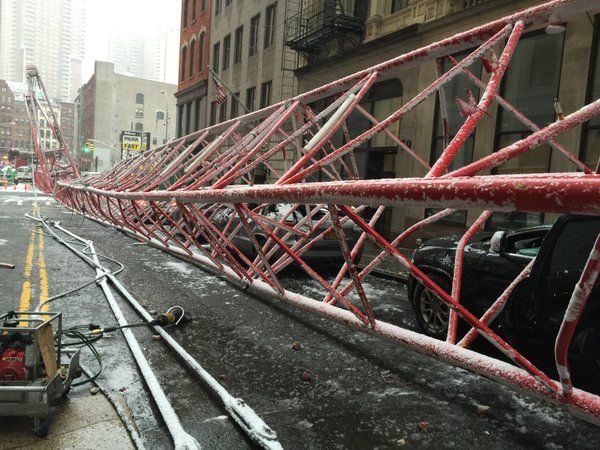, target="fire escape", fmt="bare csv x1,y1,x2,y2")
283,0,367,66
